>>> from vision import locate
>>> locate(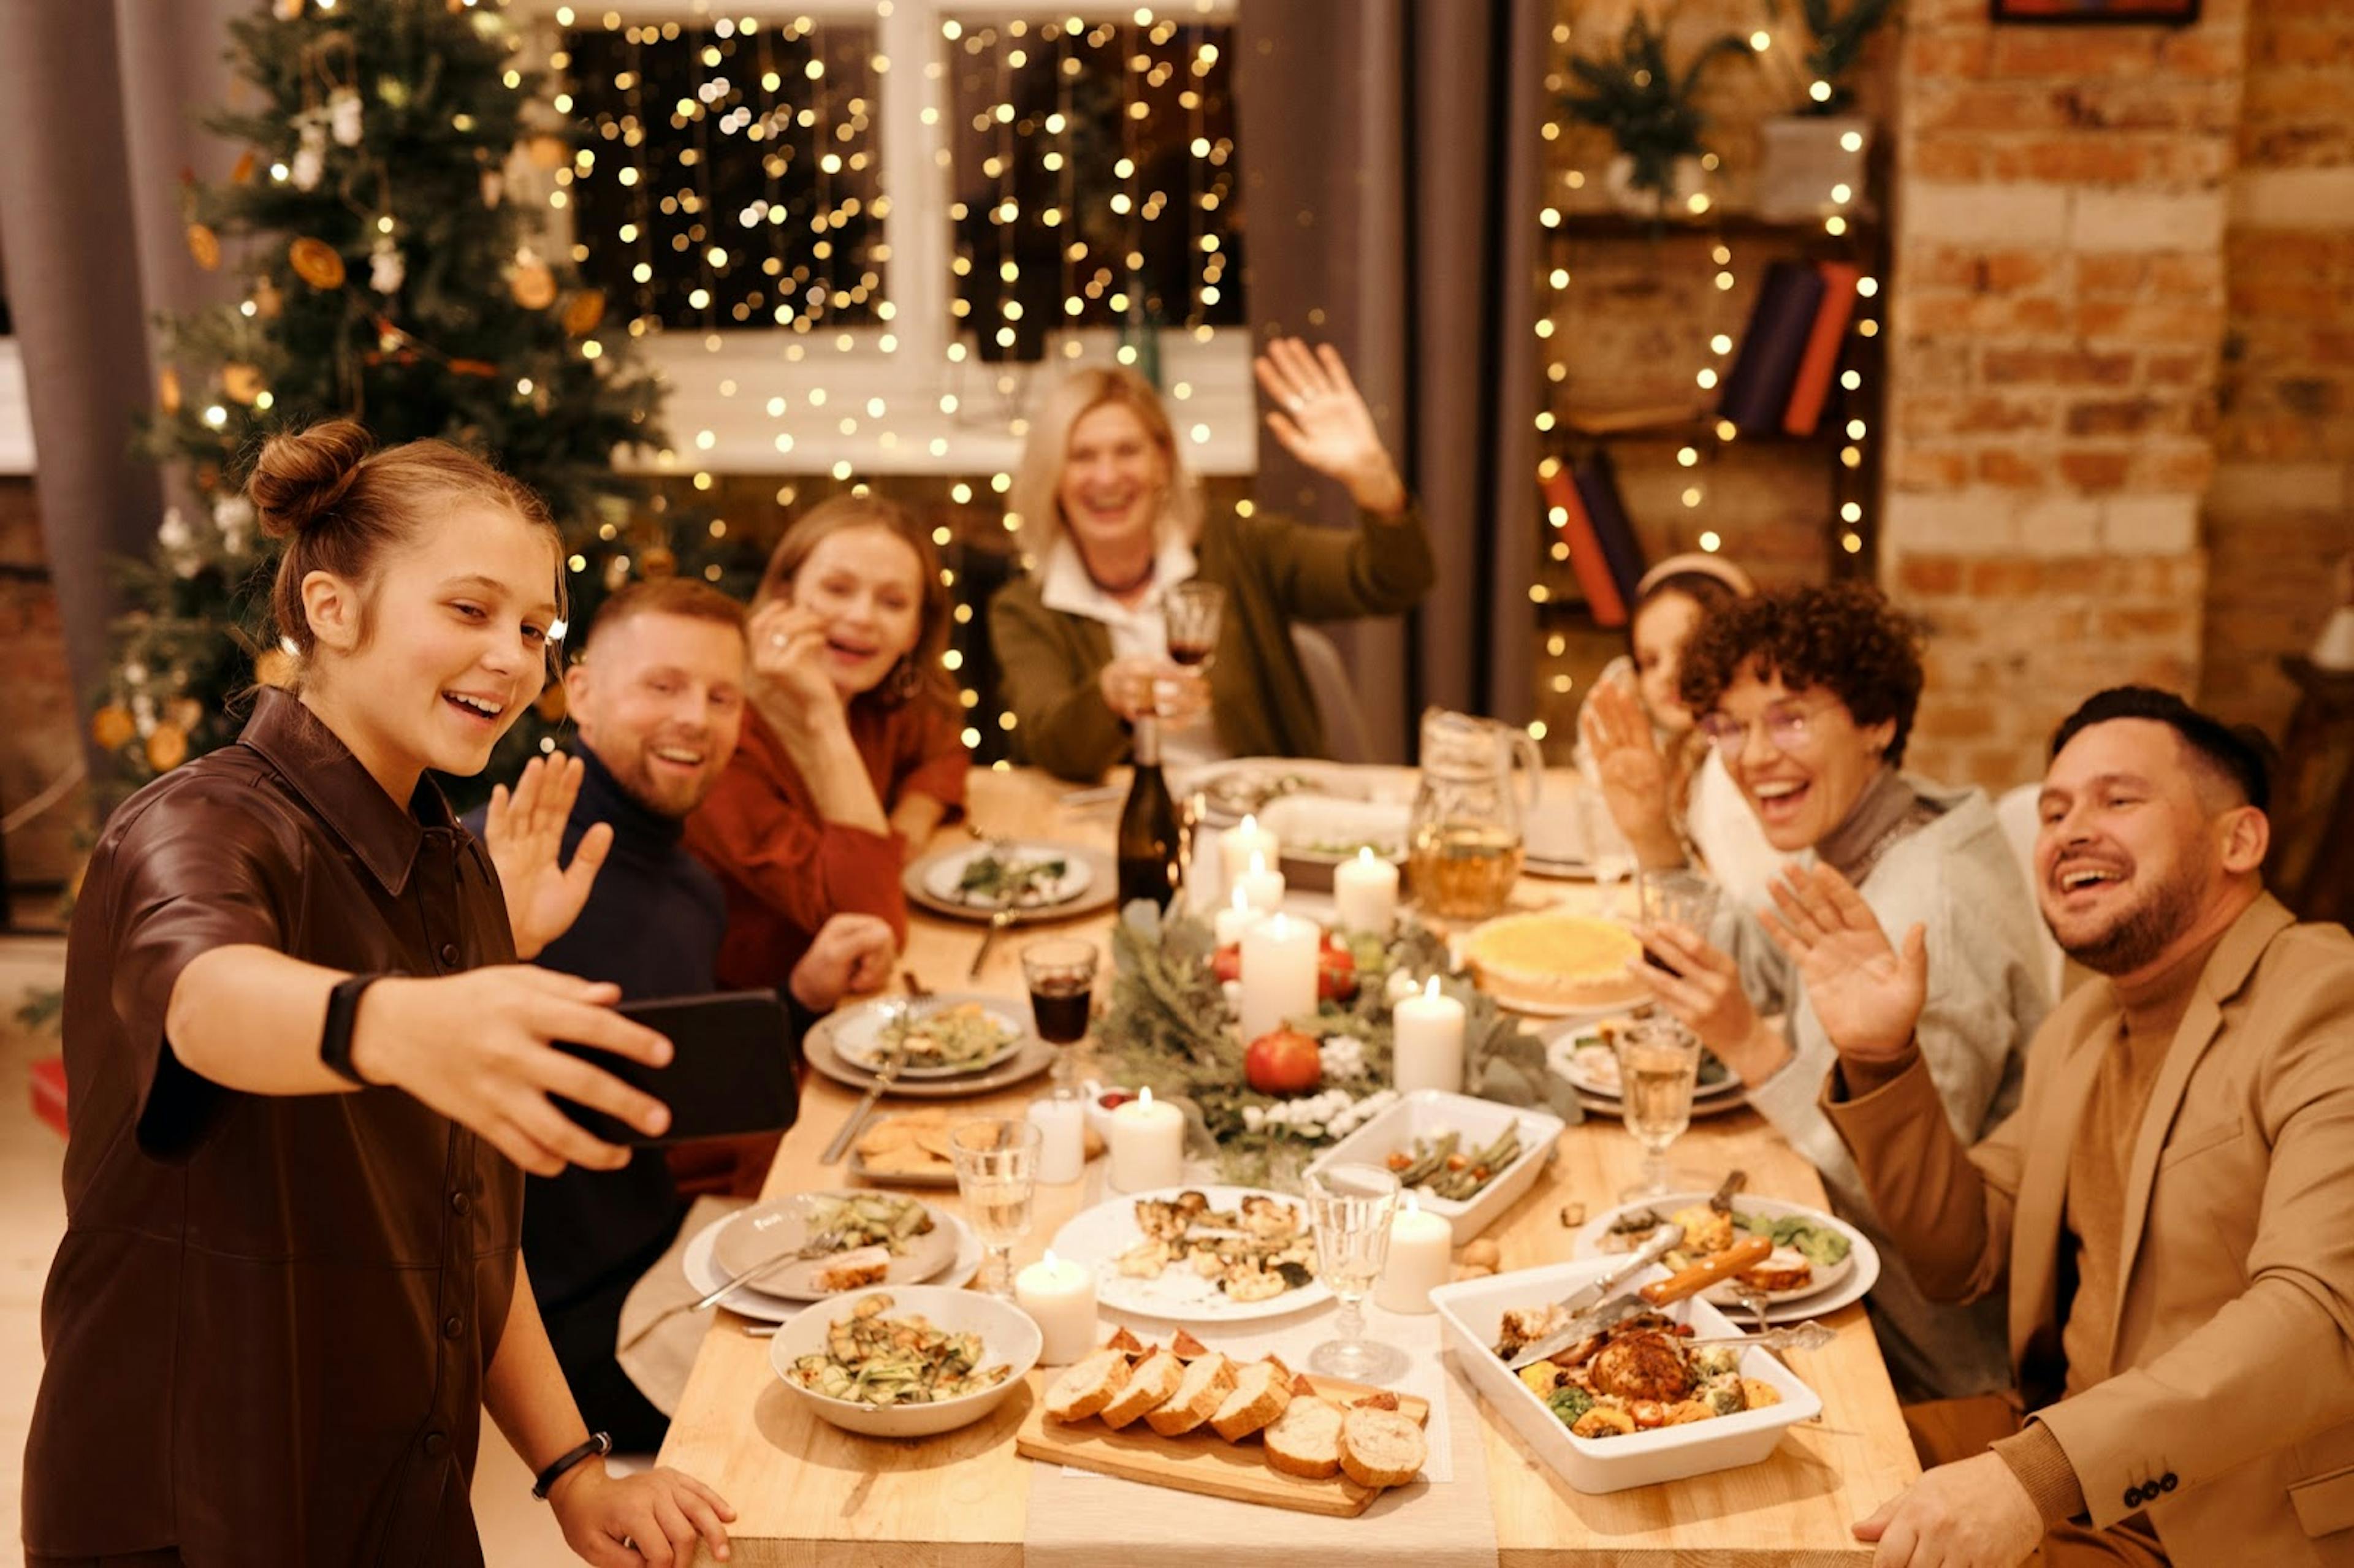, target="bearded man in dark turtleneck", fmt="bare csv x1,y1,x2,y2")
468,579,894,1450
